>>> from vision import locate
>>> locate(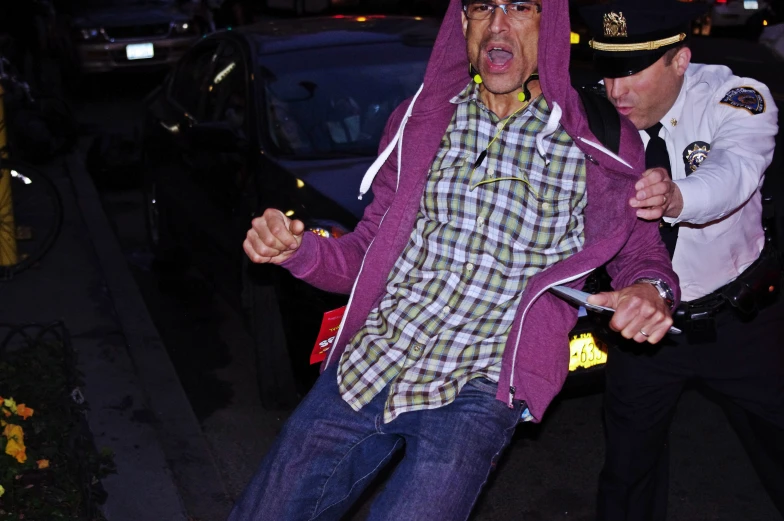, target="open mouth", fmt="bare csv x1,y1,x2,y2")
484,43,514,71
488,47,513,65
